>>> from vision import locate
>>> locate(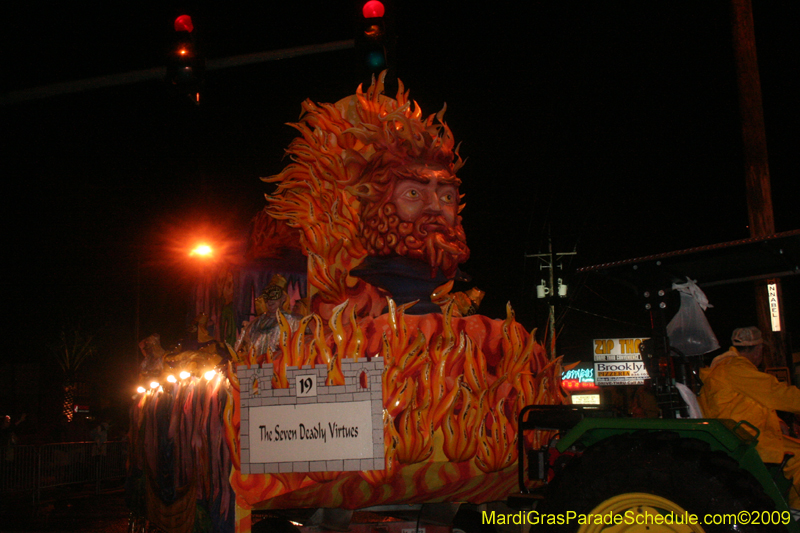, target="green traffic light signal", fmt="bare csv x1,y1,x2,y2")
366,50,386,70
